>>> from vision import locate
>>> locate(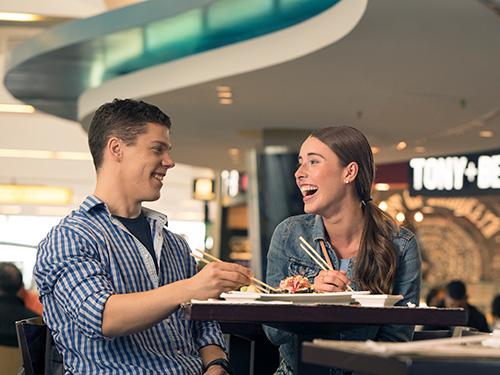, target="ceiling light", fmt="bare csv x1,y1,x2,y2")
217,92,232,99
228,148,240,157
378,201,388,211
192,178,215,201
375,183,390,191
219,98,233,105
414,146,426,153
479,130,494,138
414,211,424,222
371,146,380,155
0,148,92,161
0,104,35,113
0,184,72,205
396,141,407,151
216,86,231,92
396,212,405,223
0,12,43,22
